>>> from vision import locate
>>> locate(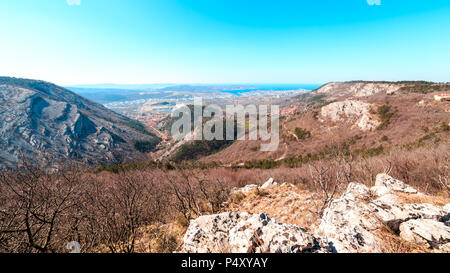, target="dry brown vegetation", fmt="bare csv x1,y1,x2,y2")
0,140,448,253
0,165,243,253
